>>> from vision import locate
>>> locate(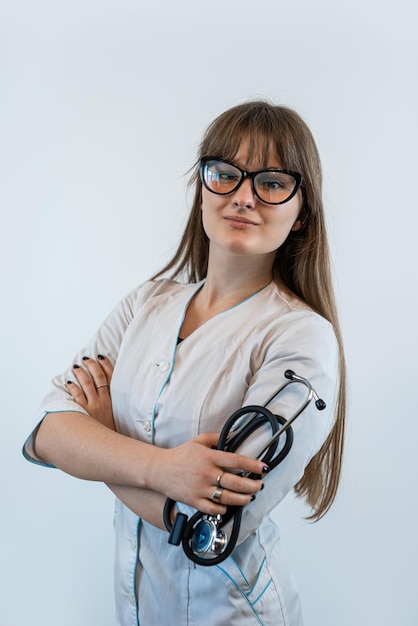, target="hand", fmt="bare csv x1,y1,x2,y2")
66,357,267,516
151,433,267,516
65,355,116,430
